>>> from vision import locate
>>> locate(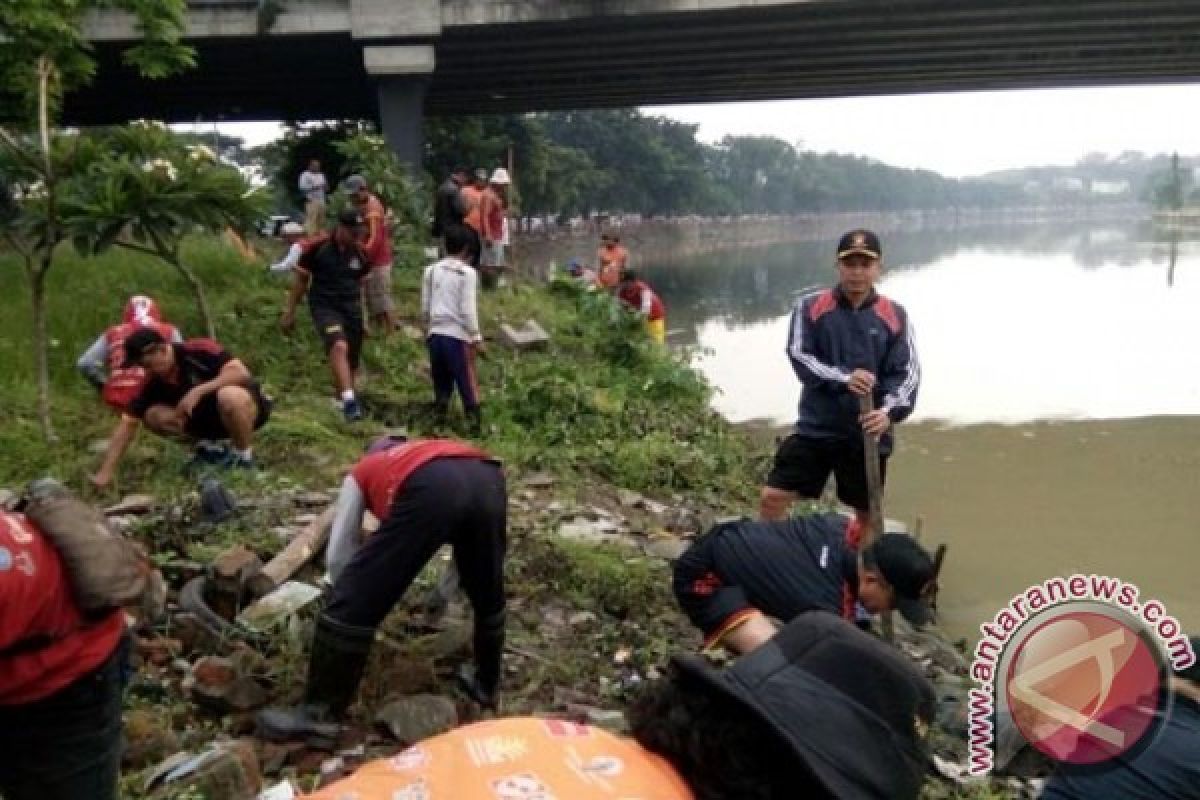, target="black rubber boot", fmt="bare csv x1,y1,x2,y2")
256,613,375,746
457,609,504,710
